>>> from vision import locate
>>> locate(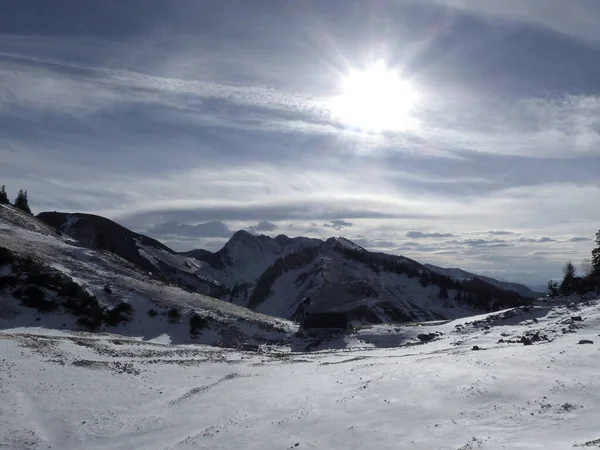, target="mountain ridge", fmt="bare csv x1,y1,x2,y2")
34,210,537,325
